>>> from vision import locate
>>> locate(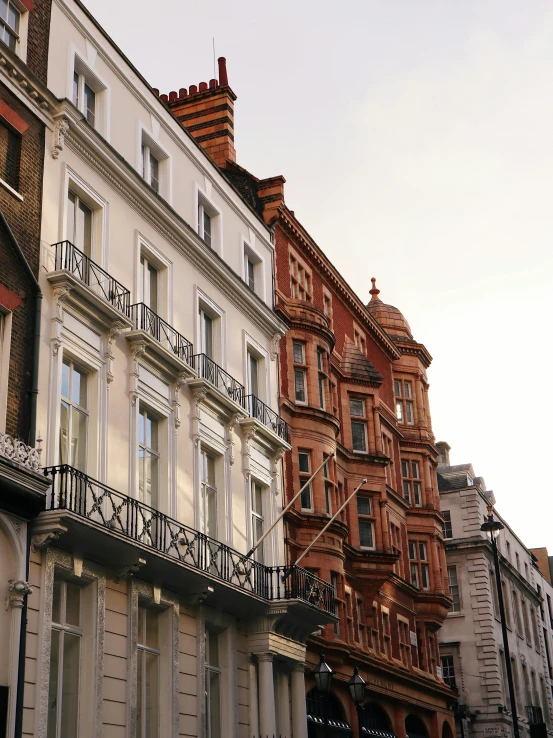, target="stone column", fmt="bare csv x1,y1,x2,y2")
393,701,407,738
291,662,308,738
372,404,382,454
379,499,391,552
278,671,292,738
414,376,426,425
249,656,260,738
258,653,277,738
